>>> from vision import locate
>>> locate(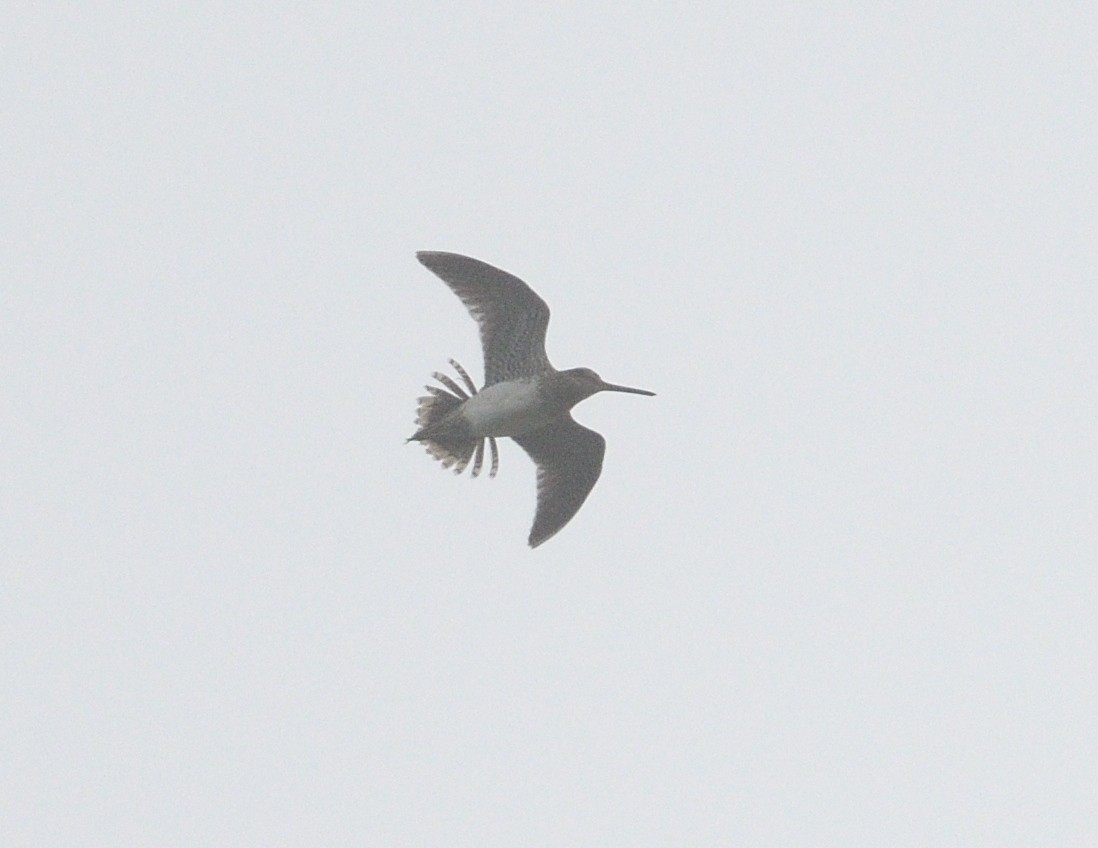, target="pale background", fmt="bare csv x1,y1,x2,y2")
4,3,1096,845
